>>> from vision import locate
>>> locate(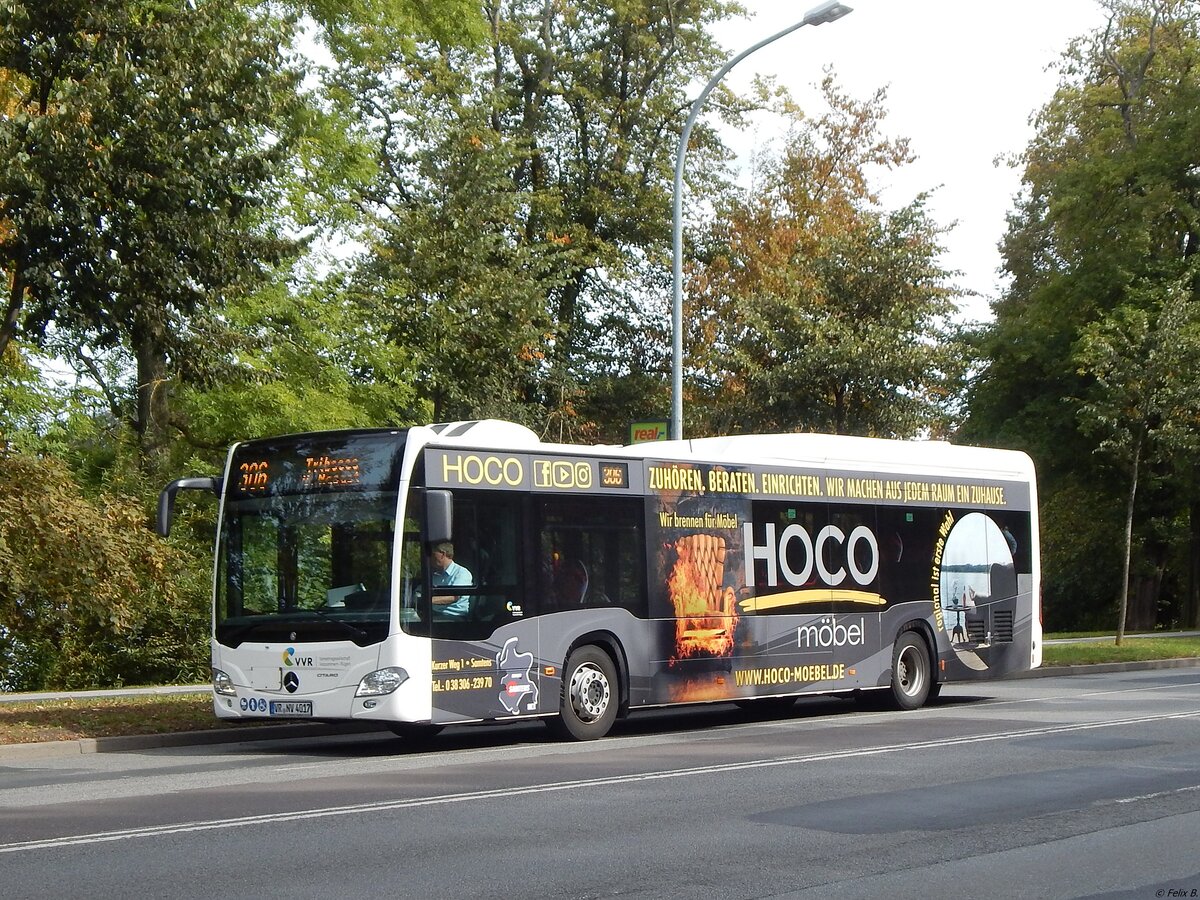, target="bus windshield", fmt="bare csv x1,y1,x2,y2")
215,431,406,647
